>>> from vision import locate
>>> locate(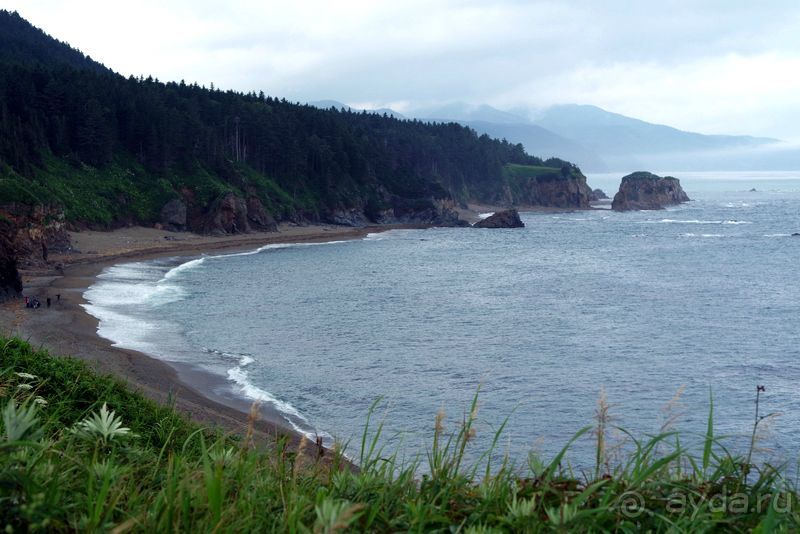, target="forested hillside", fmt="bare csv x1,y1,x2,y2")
0,10,588,233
